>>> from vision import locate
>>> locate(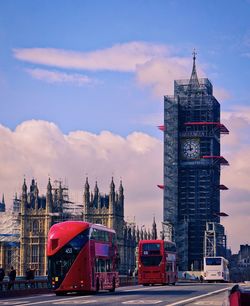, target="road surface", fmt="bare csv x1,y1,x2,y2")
0,283,232,305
